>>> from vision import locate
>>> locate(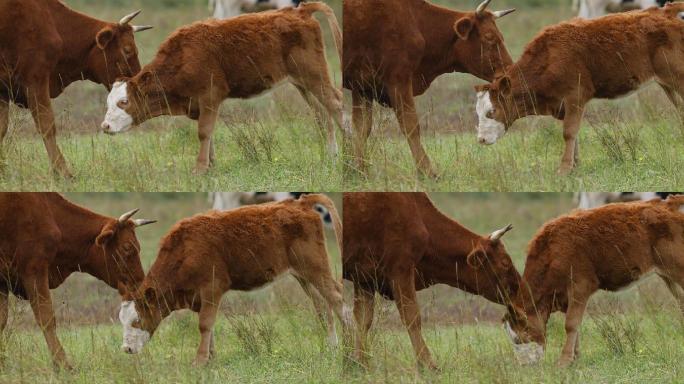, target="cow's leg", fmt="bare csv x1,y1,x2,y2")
22,269,71,369
209,138,216,167
558,103,584,175
289,244,352,350
26,83,71,178
351,91,373,173
193,285,222,366
194,100,220,174
287,49,346,143
294,85,338,157
353,285,374,366
558,293,589,367
390,271,437,370
659,274,684,315
387,82,437,179
294,275,337,347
